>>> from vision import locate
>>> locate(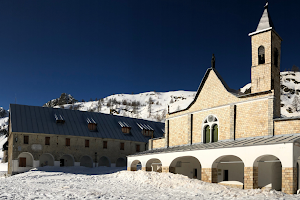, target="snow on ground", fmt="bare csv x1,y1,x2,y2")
0,166,298,199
